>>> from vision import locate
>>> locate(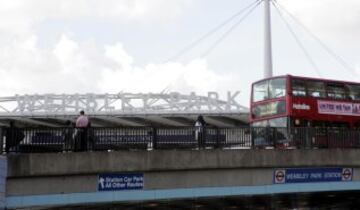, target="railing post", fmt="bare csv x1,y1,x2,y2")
0,127,3,154
358,129,360,148
202,127,206,149
273,128,277,149
265,127,271,148
152,127,157,150
251,127,255,149
326,127,329,148
215,128,220,149
305,127,311,149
